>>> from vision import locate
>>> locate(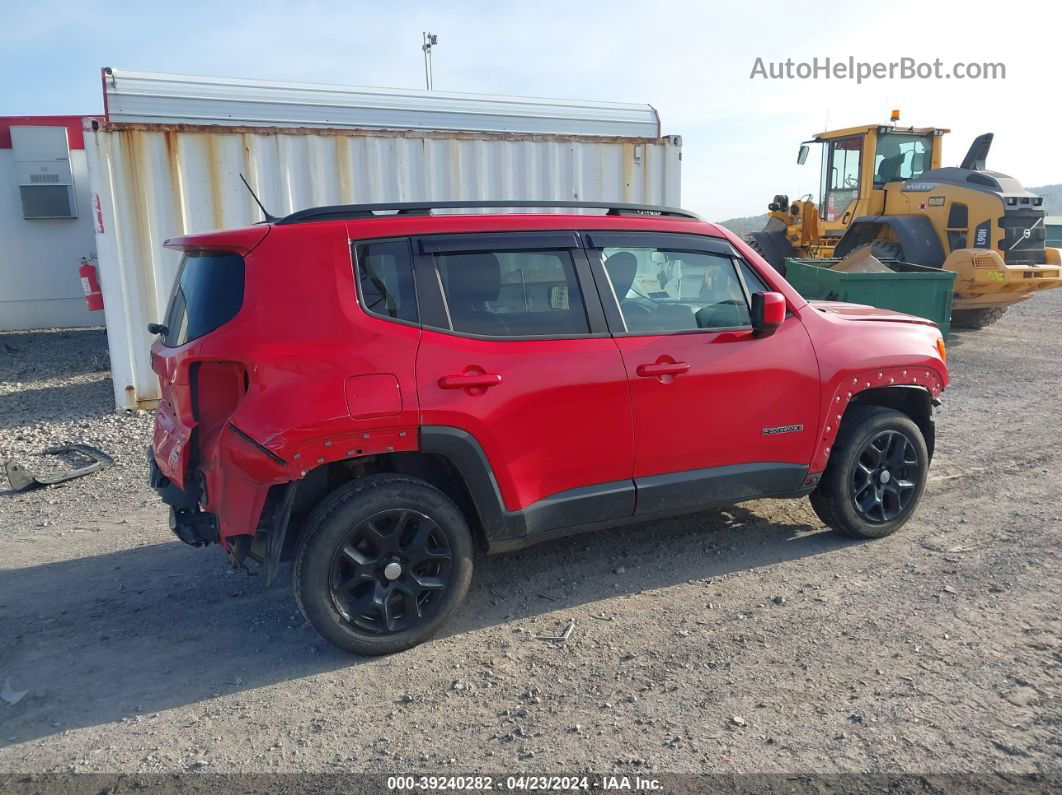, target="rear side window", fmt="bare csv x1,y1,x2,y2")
354,240,418,324
434,249,590,337
162,252,244,347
